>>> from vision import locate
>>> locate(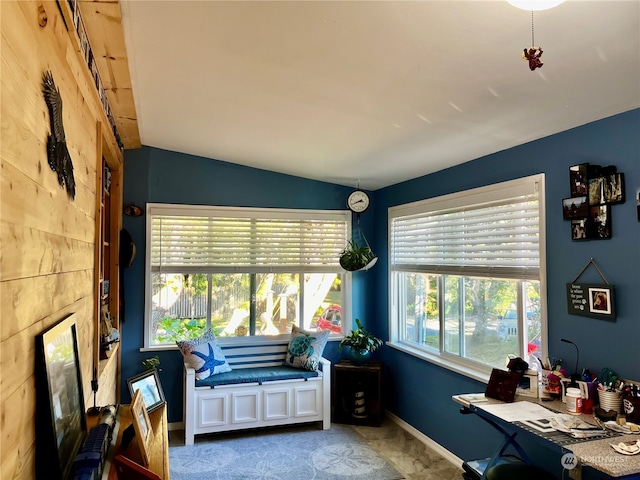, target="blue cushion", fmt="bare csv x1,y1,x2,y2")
195,366,319,388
